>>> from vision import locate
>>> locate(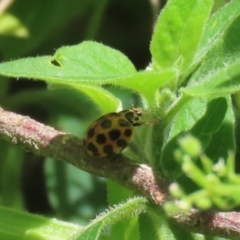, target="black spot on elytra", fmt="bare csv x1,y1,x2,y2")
118,119,130,127
124,129,132,137
103,145,113,155
87,128,95,138
125,112,134,123
109,129,121,141
101,119,112,129
134,117,139,121
117,139,127,148
87,143,100,157
87,142,98,152
96,134,106,144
